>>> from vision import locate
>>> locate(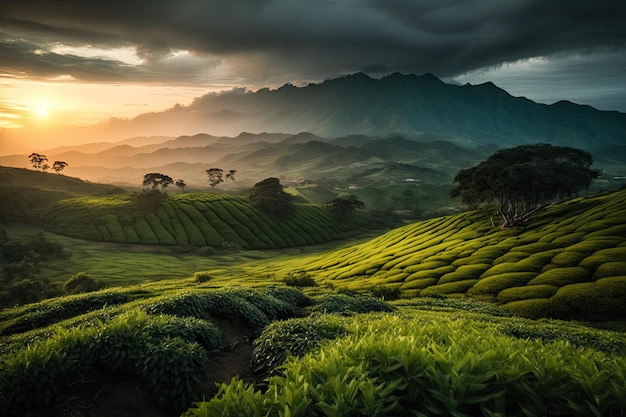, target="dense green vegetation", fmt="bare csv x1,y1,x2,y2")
2,283,625,417
280,187,626,320
44,192,369,249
